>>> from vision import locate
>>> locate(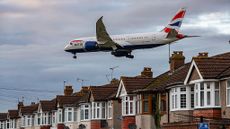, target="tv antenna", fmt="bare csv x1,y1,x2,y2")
77,78,88,86
106,74,110,82
109,66,119,81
